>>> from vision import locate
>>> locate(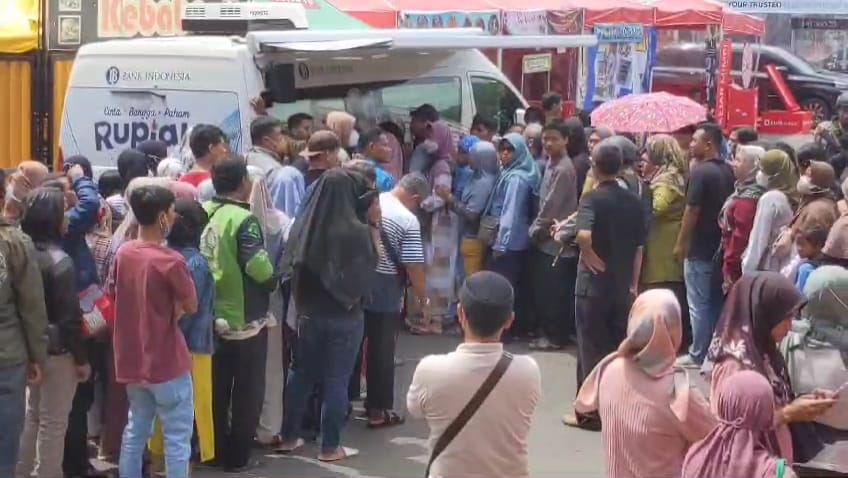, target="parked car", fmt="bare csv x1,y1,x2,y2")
653,42,848,122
